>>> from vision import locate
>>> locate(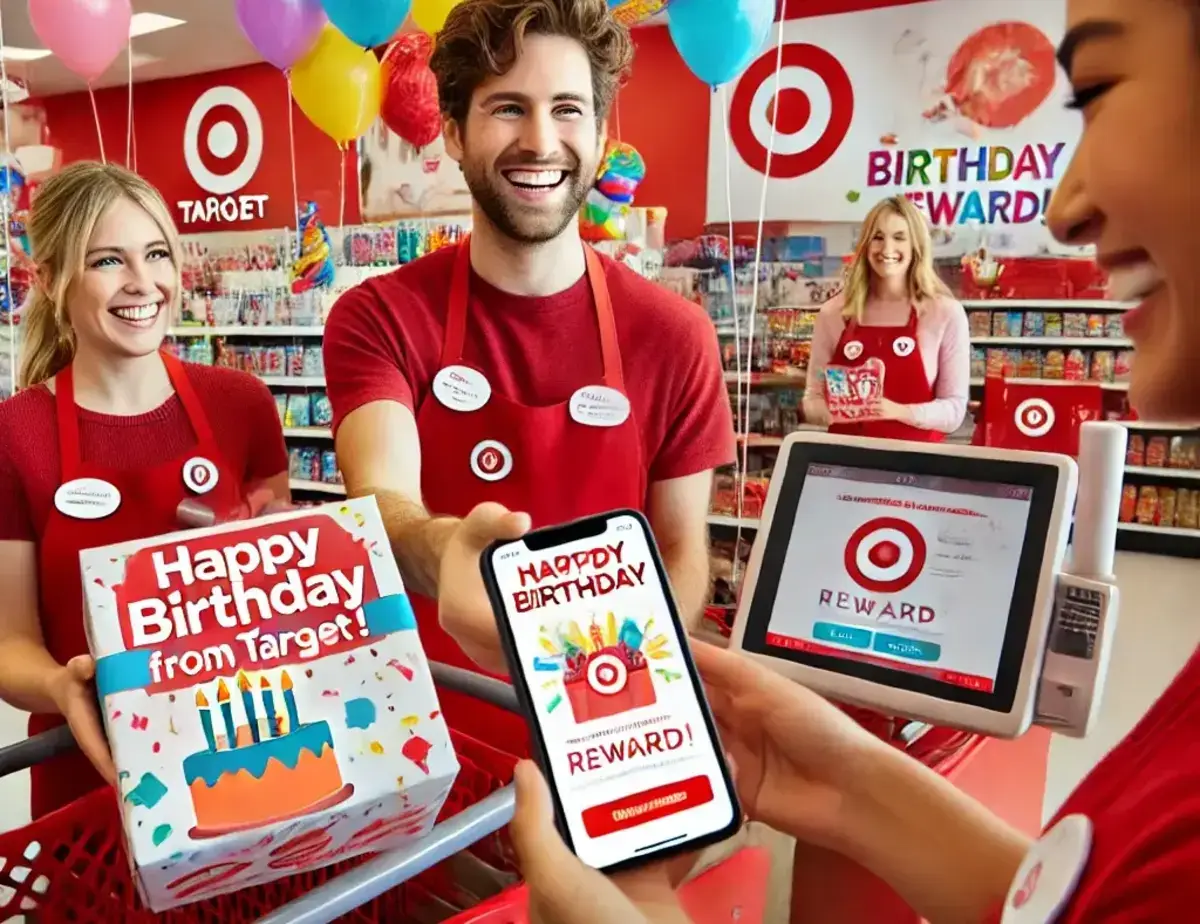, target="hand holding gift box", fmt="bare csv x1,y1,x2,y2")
81,498,459,911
